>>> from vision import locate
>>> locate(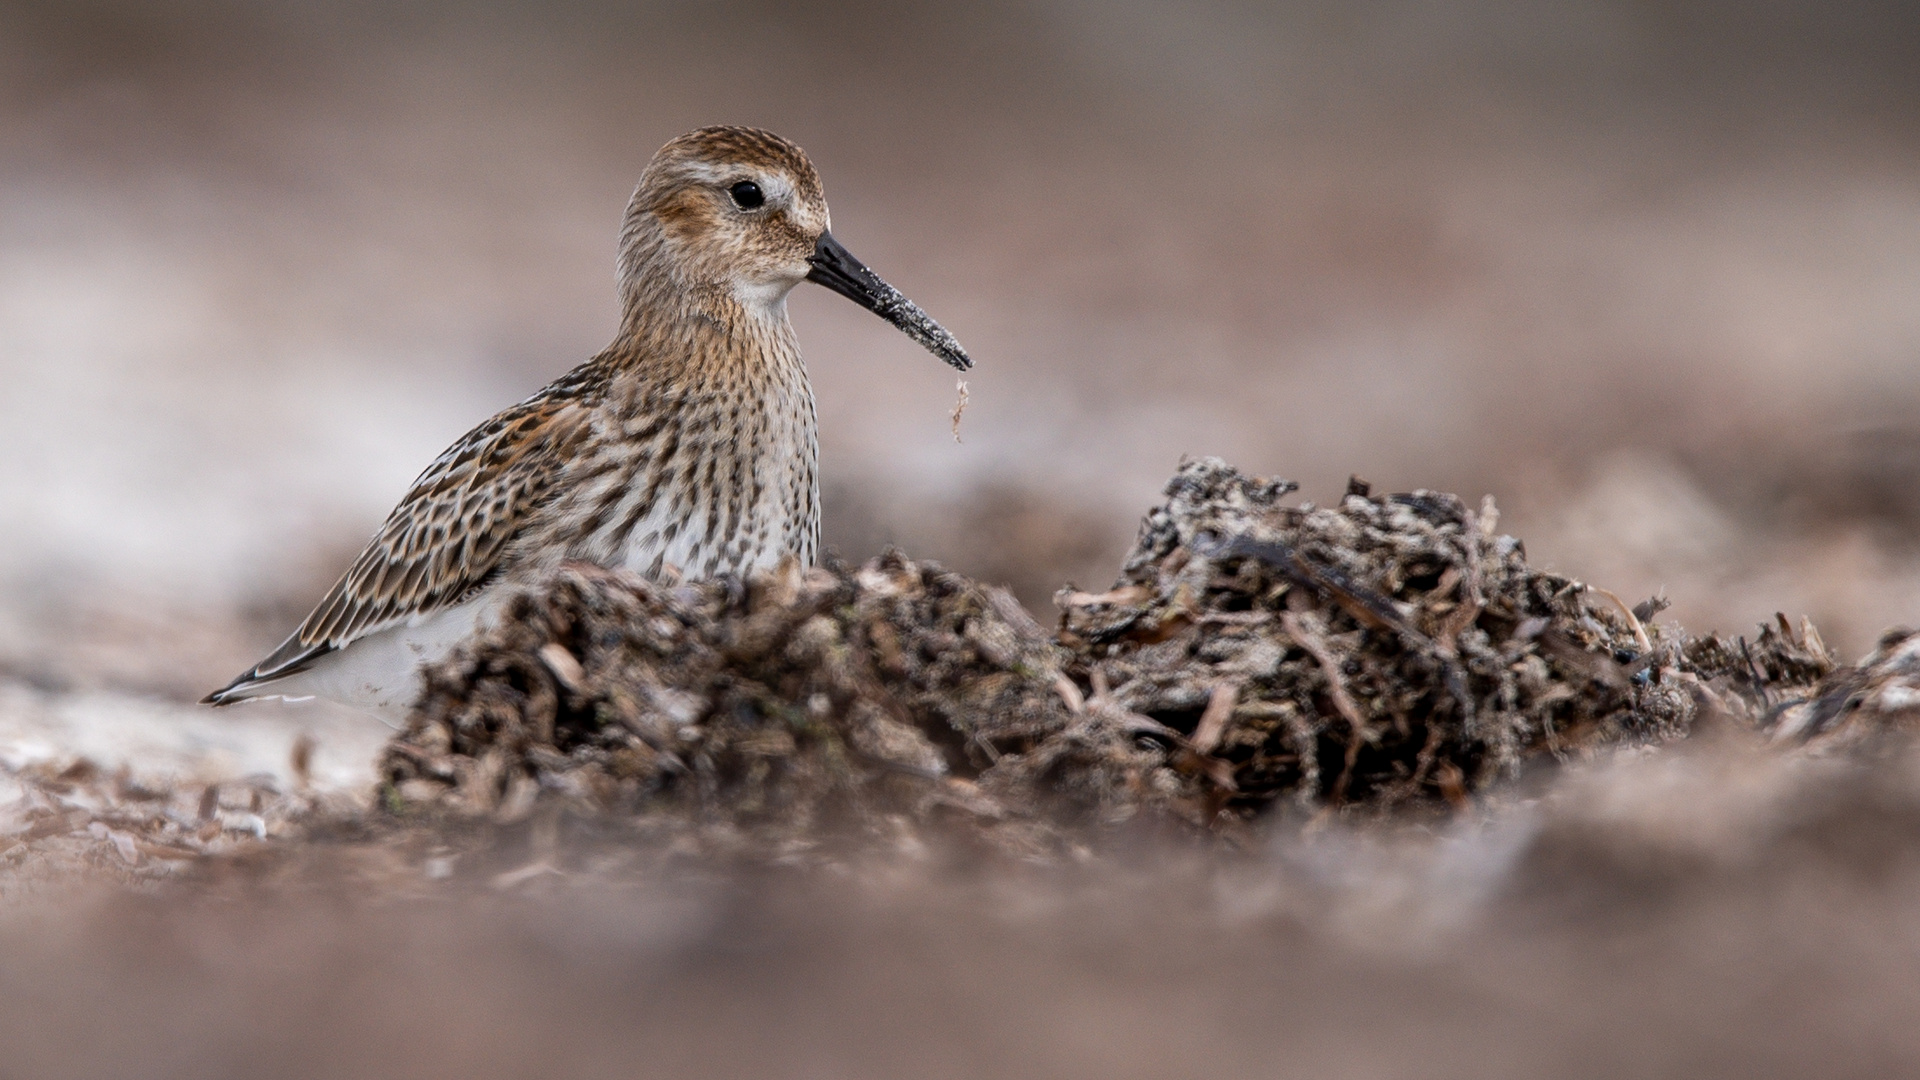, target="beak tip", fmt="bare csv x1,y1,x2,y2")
810,231,974,372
